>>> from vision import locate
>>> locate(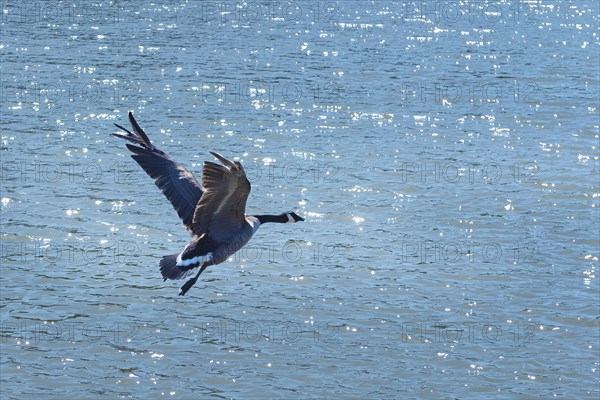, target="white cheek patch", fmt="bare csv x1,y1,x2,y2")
286,213,295,223
176,252,213,267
